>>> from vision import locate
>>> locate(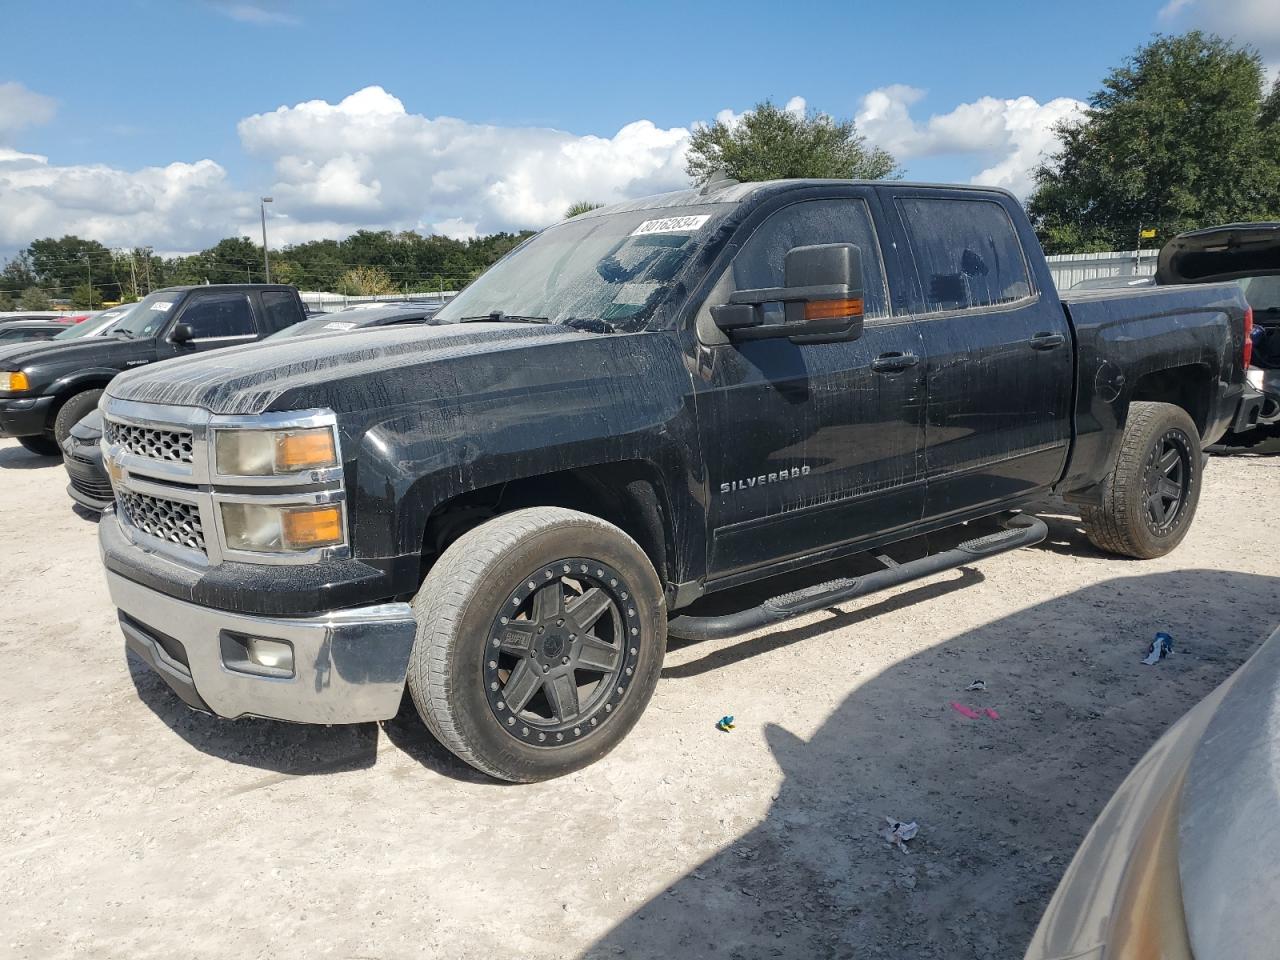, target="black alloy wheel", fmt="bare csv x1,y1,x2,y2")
485,559,638,745
1143,428,1193,534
